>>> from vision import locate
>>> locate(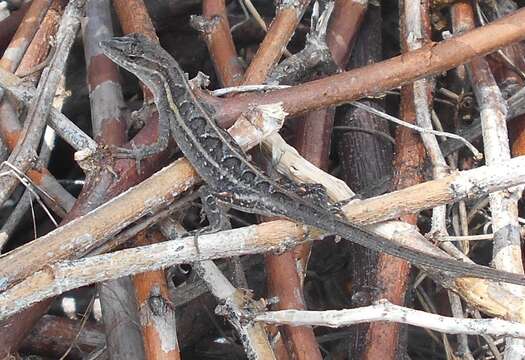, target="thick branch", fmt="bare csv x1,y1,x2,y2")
0,220,306,320
211,8,525,127
0,104,284,291
342,156,525,224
